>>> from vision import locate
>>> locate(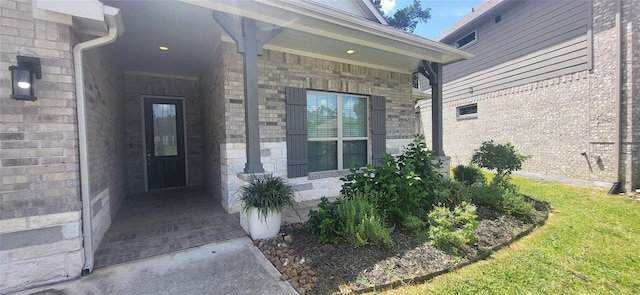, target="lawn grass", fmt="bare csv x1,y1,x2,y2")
370,176,640,295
